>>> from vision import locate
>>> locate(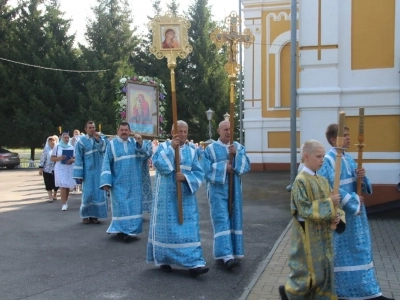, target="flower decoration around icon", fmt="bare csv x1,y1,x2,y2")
117,75,167,137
